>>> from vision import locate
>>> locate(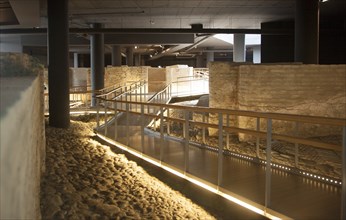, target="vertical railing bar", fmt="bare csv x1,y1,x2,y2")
167,108,171,135
96,98,100,128
141,104,145,154
126,102,129,146
265,118,272,211
104,99,108,136
295,121,299,168
202,113,206,144
217,113,224,189
256,117,260,158
183,119,186,139
341,126,346,220
226,114,230,149
114,100,118,140
160,106,164,162
184,110,189,173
